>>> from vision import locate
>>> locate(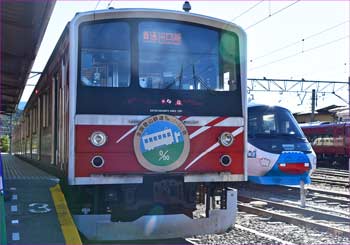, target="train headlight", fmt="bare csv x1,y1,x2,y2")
89,131,107,147
220,155,232,166
219,132,234,147
91,155,105,168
